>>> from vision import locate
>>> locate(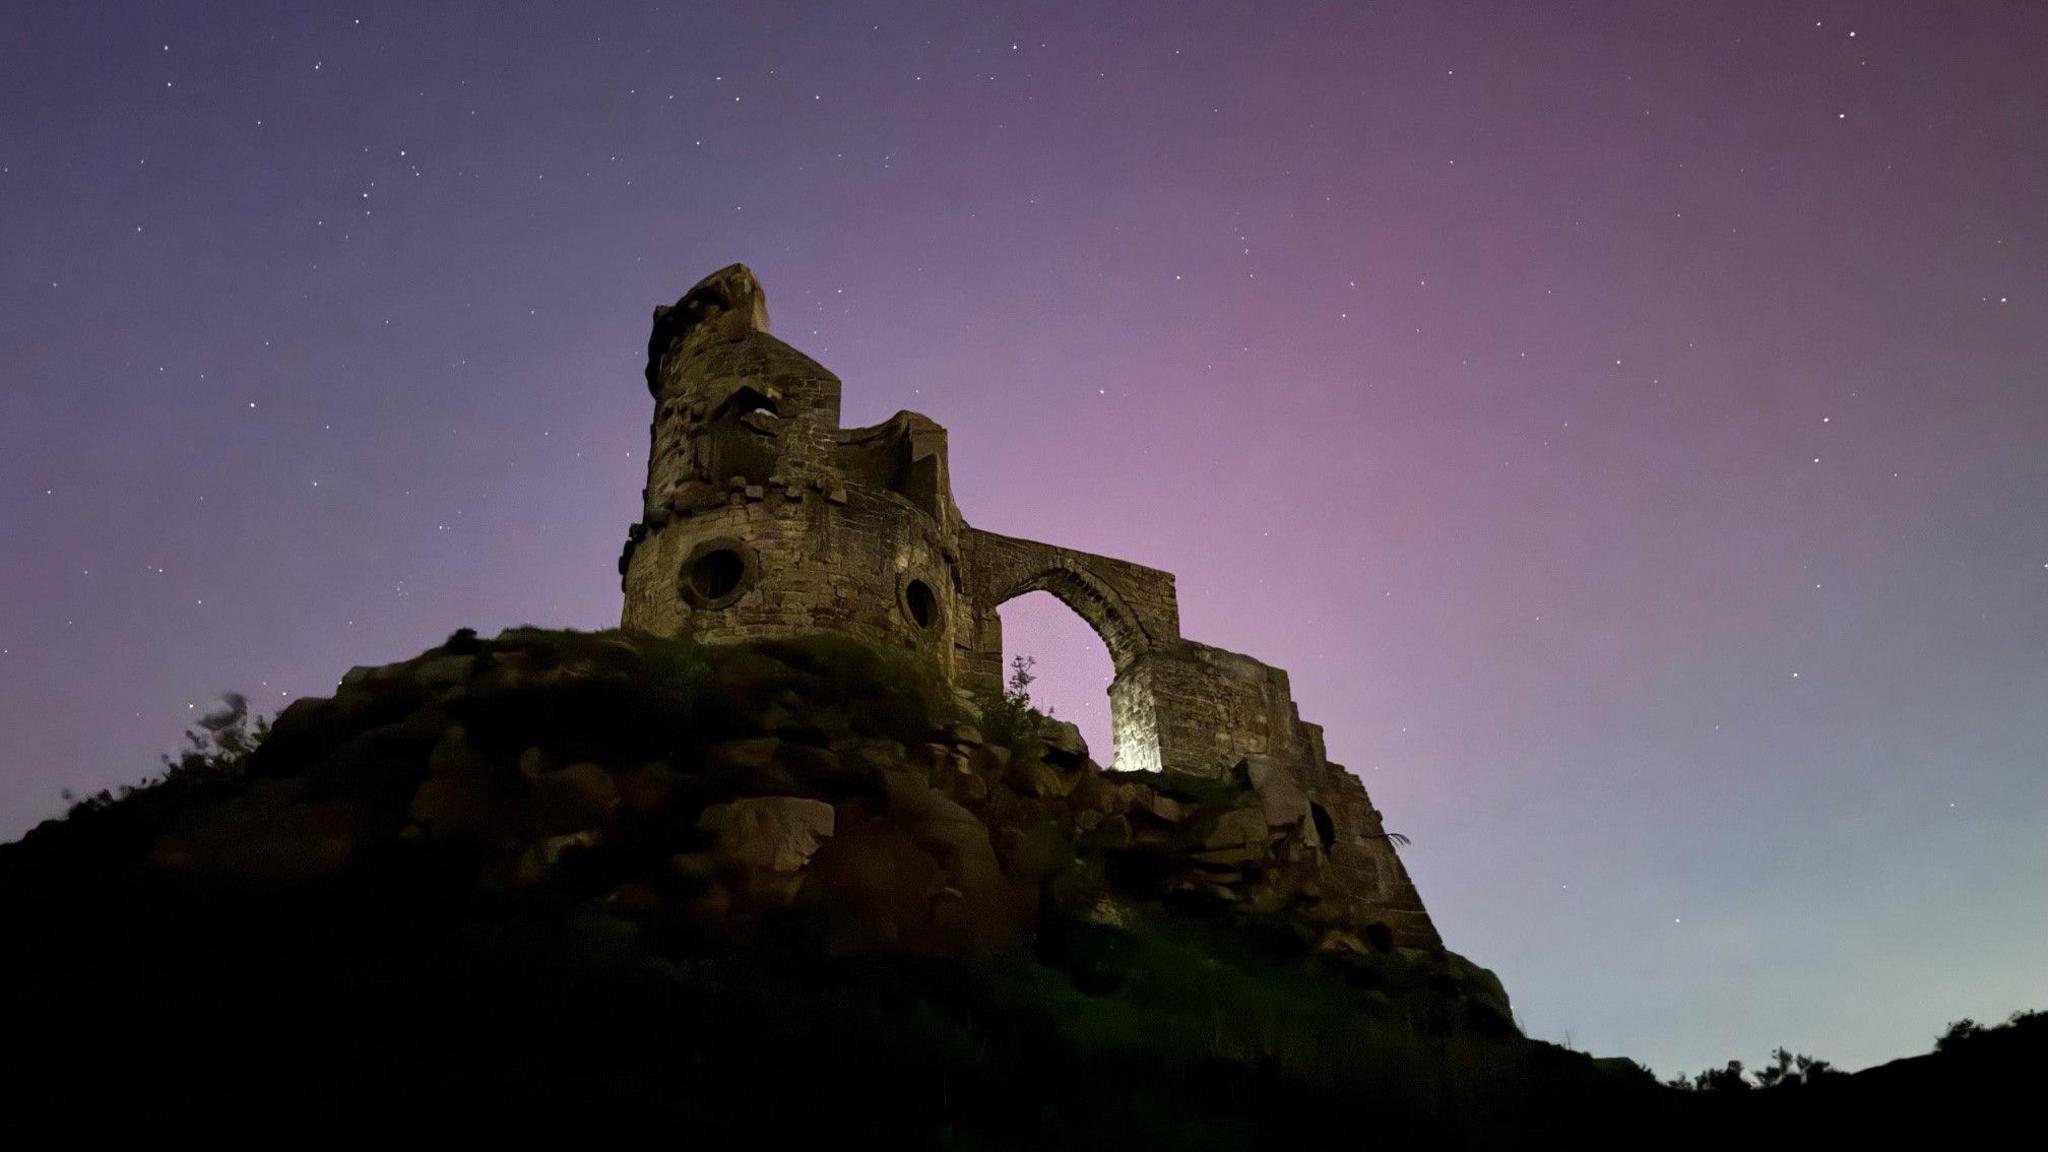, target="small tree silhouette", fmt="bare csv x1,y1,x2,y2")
61,692,269,817
981,654,1050,752
1692,1060,1751,1092
1936,1018,1982,1052
1754,1047,1838,1087
162,692,269,784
